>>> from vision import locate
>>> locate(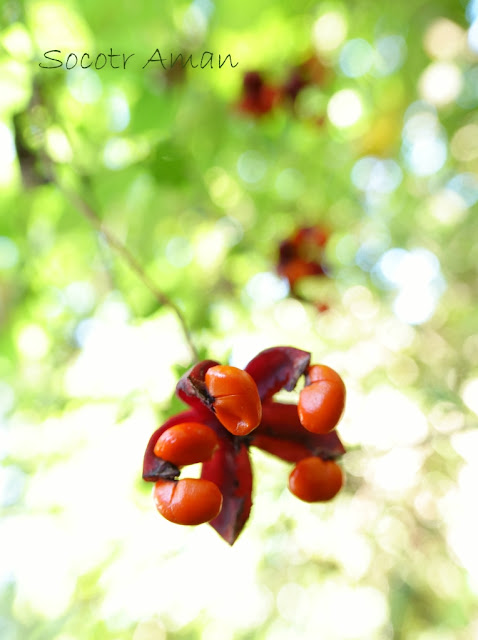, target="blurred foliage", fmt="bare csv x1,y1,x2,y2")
1,0,478,638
